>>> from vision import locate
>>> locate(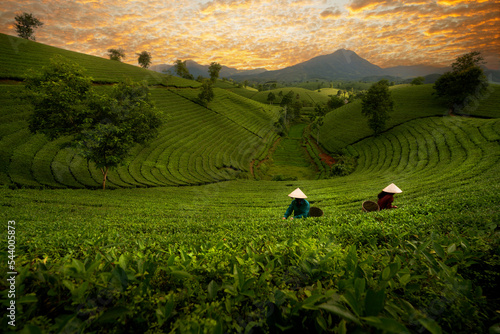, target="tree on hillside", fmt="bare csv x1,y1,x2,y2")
137,51,152,69
361,79,394,136
291,100,302,119
411,76,425,85
198,80,214,106
15,12,43,41
174,60,194,80
267,92,276,105
24,56,161,189
327,95,344,110
433,51,488,114
108,48,126,62
311,104,327,145
208,62,222,83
